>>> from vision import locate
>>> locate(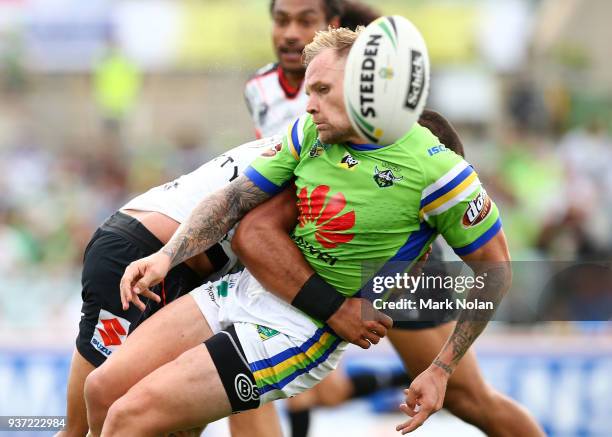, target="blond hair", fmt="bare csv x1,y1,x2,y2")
303,26,364,66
